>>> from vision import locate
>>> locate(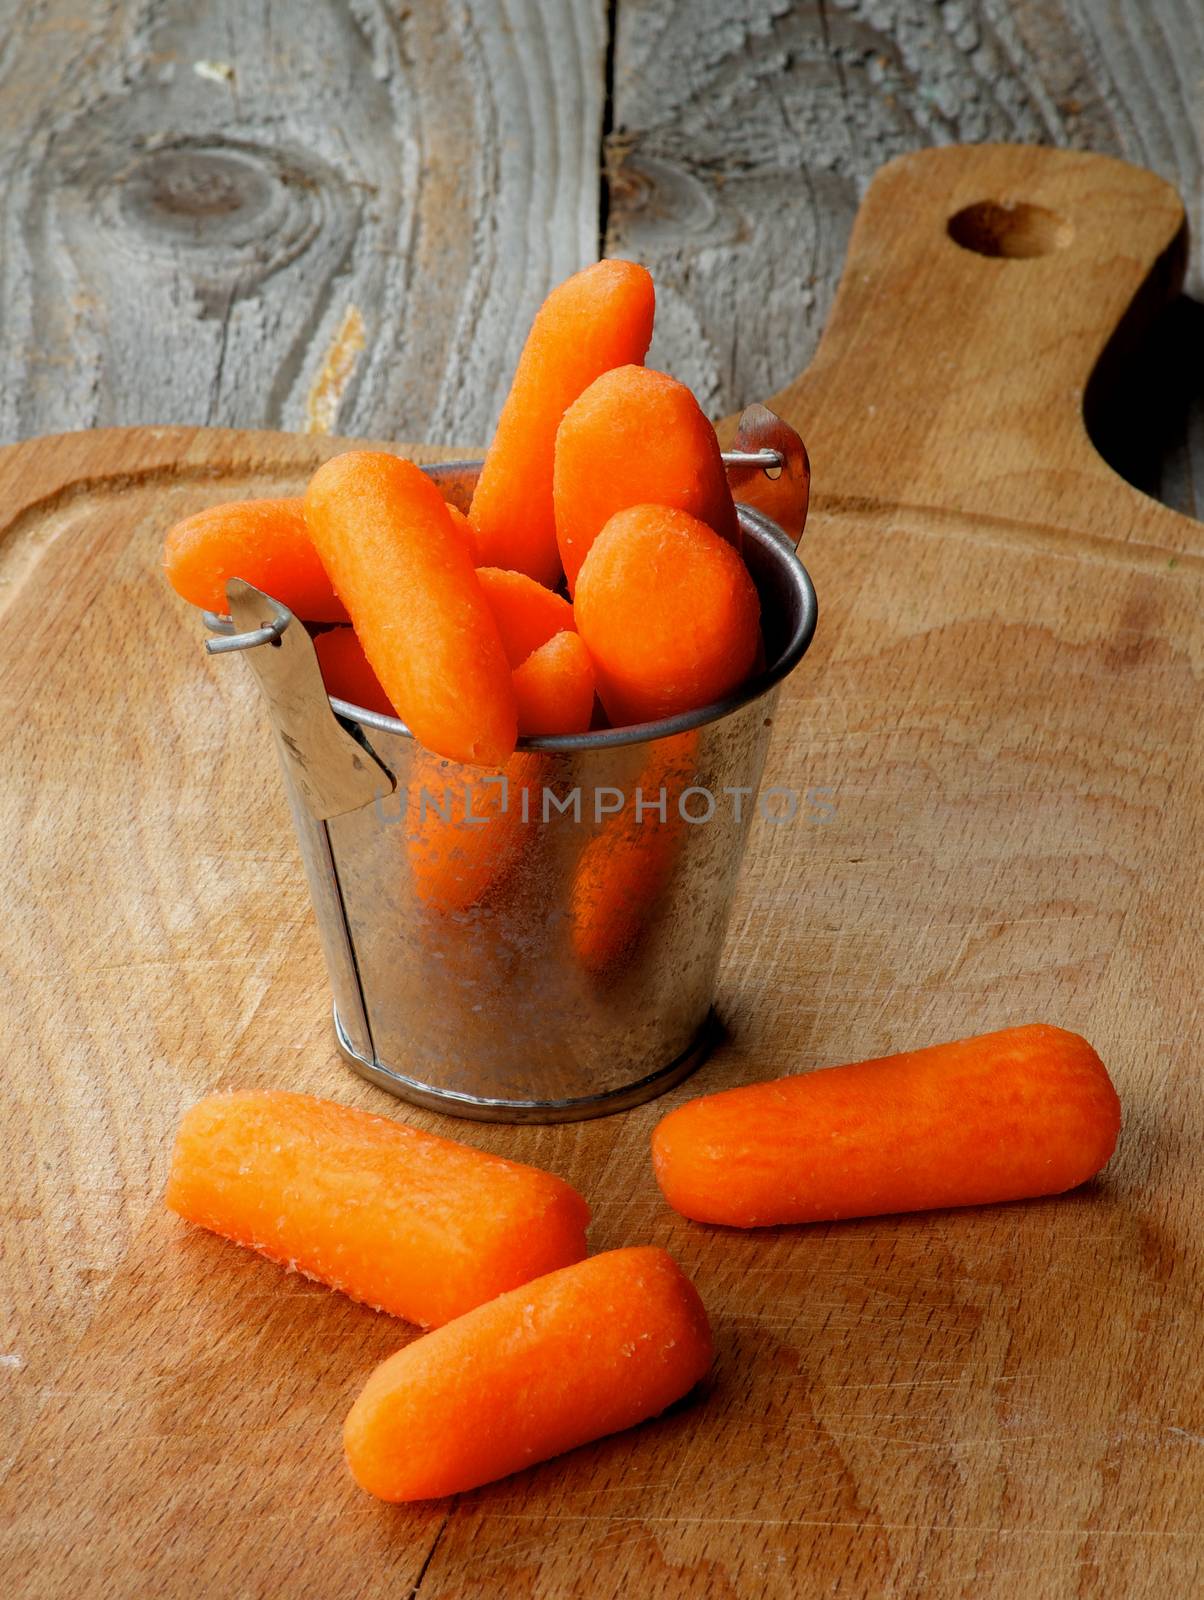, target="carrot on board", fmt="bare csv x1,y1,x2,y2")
314,628,396,717
468,260,656,586
304,451,516,766
165,1091,589,1327
570,731,697,974
512,631,596,737
343,1246,712,1501
475,567,576,668
651,1024,1122,1228
163,498,346,621
554,365,740,592
573,504,761,727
